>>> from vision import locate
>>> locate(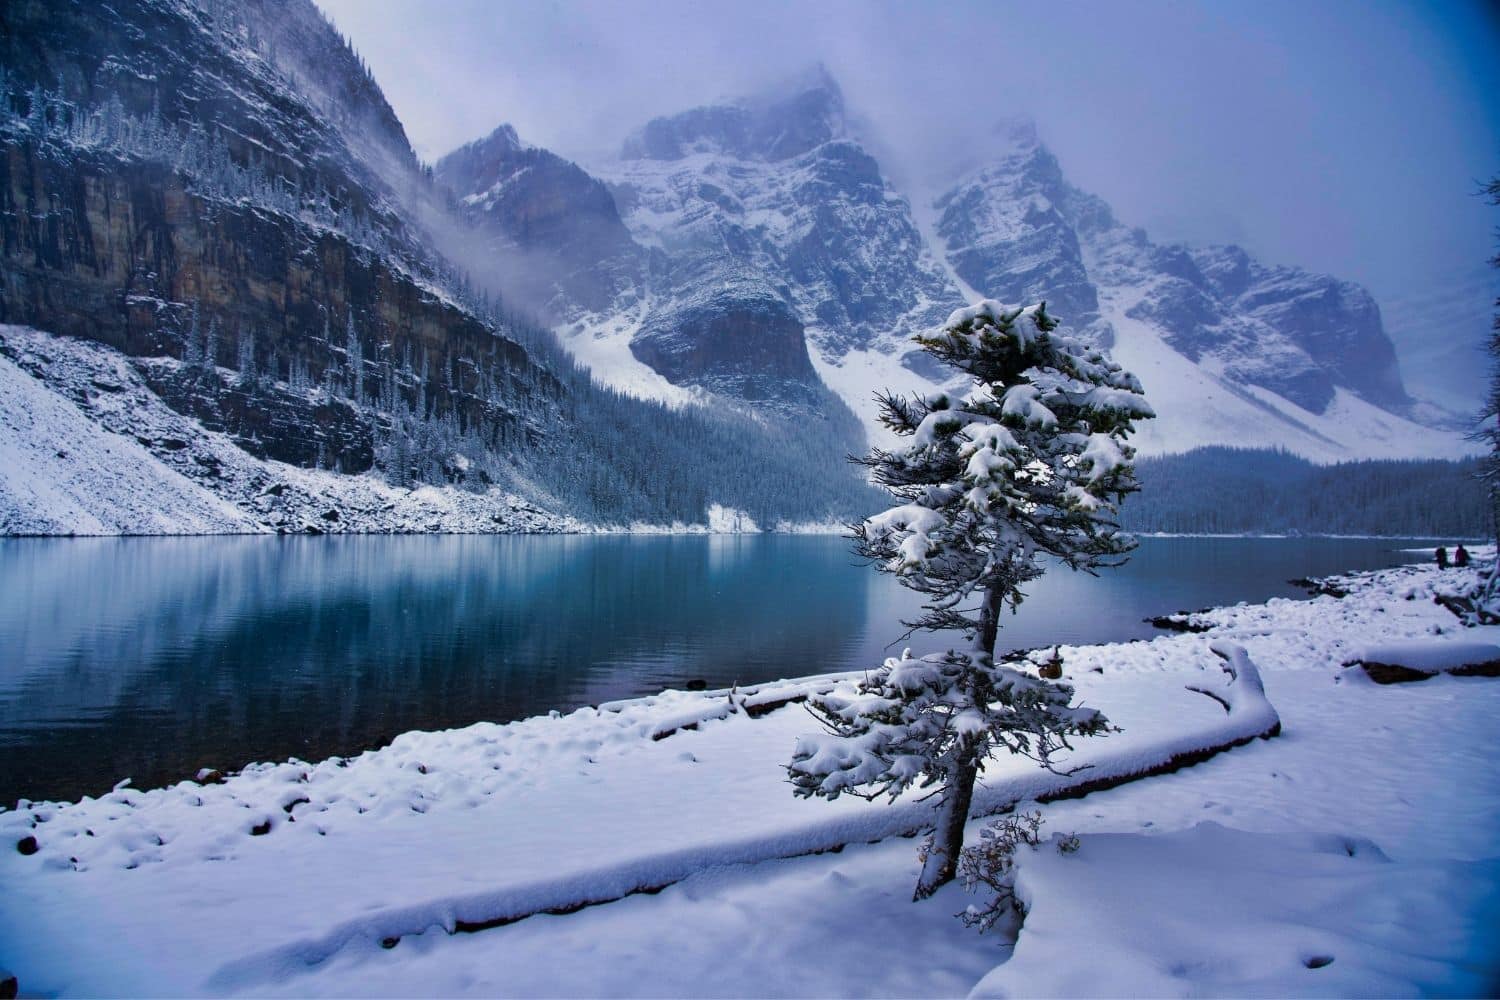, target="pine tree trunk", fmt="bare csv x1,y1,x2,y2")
978,583,1004,658
1485,487,1500,611
1491,485,1499,560
914,750,979,900
912,581,1007,900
